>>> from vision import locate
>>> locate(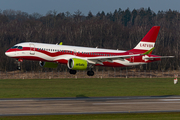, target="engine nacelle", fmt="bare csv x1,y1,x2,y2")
39,61,58,68
68,58,88,70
